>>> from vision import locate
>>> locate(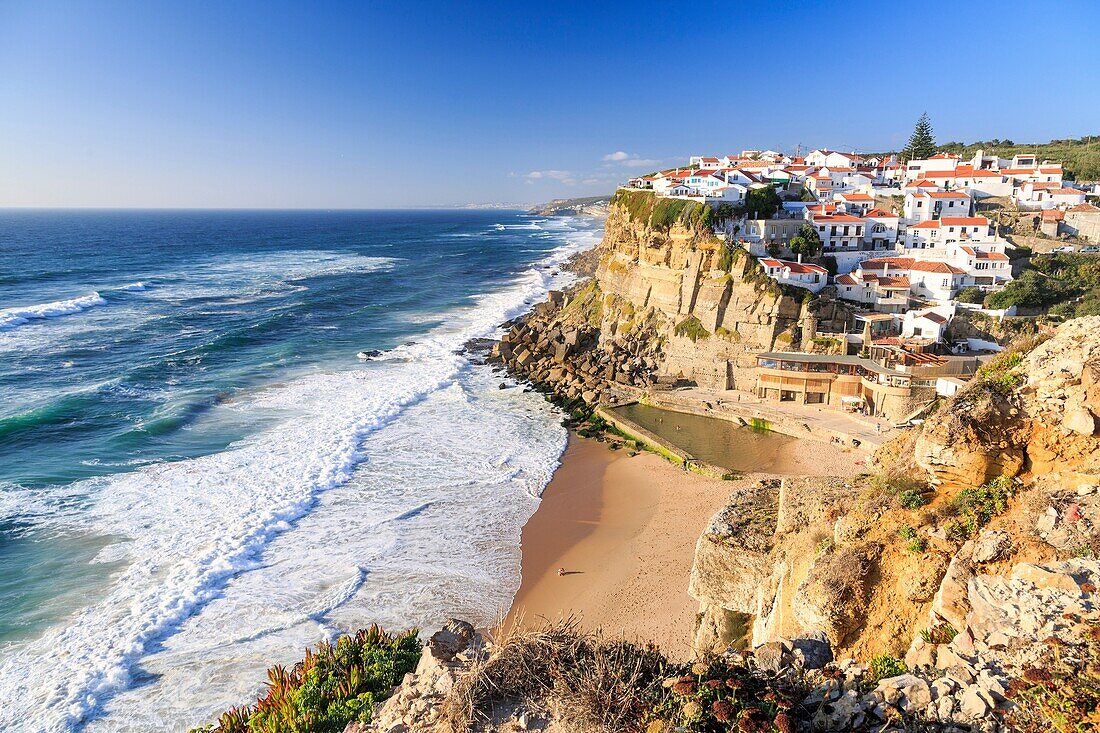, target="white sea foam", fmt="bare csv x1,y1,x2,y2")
0,293,108,331
0,217,600,732
114,282,147,292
